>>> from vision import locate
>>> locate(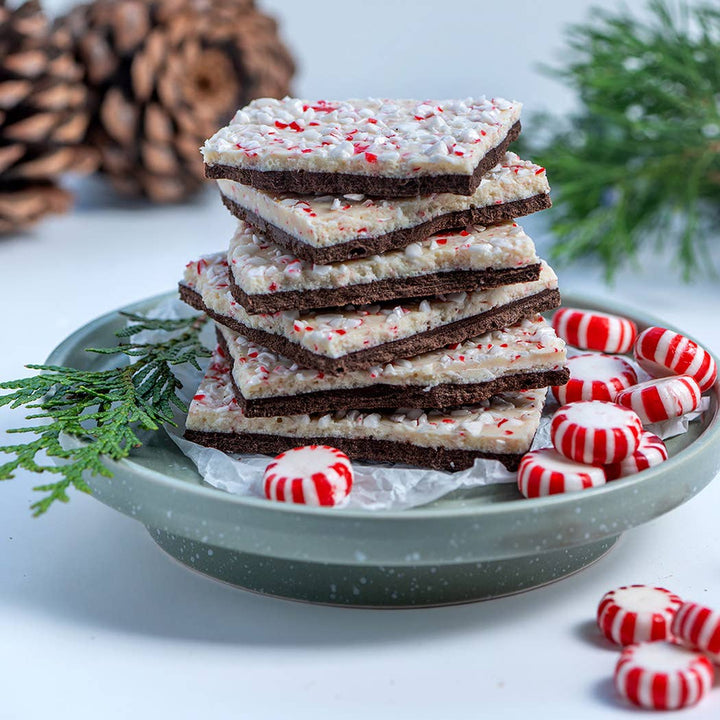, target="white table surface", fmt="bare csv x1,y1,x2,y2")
2,181,720,720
